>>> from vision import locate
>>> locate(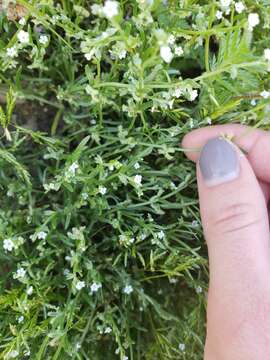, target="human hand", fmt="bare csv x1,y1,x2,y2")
182,124,270,360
